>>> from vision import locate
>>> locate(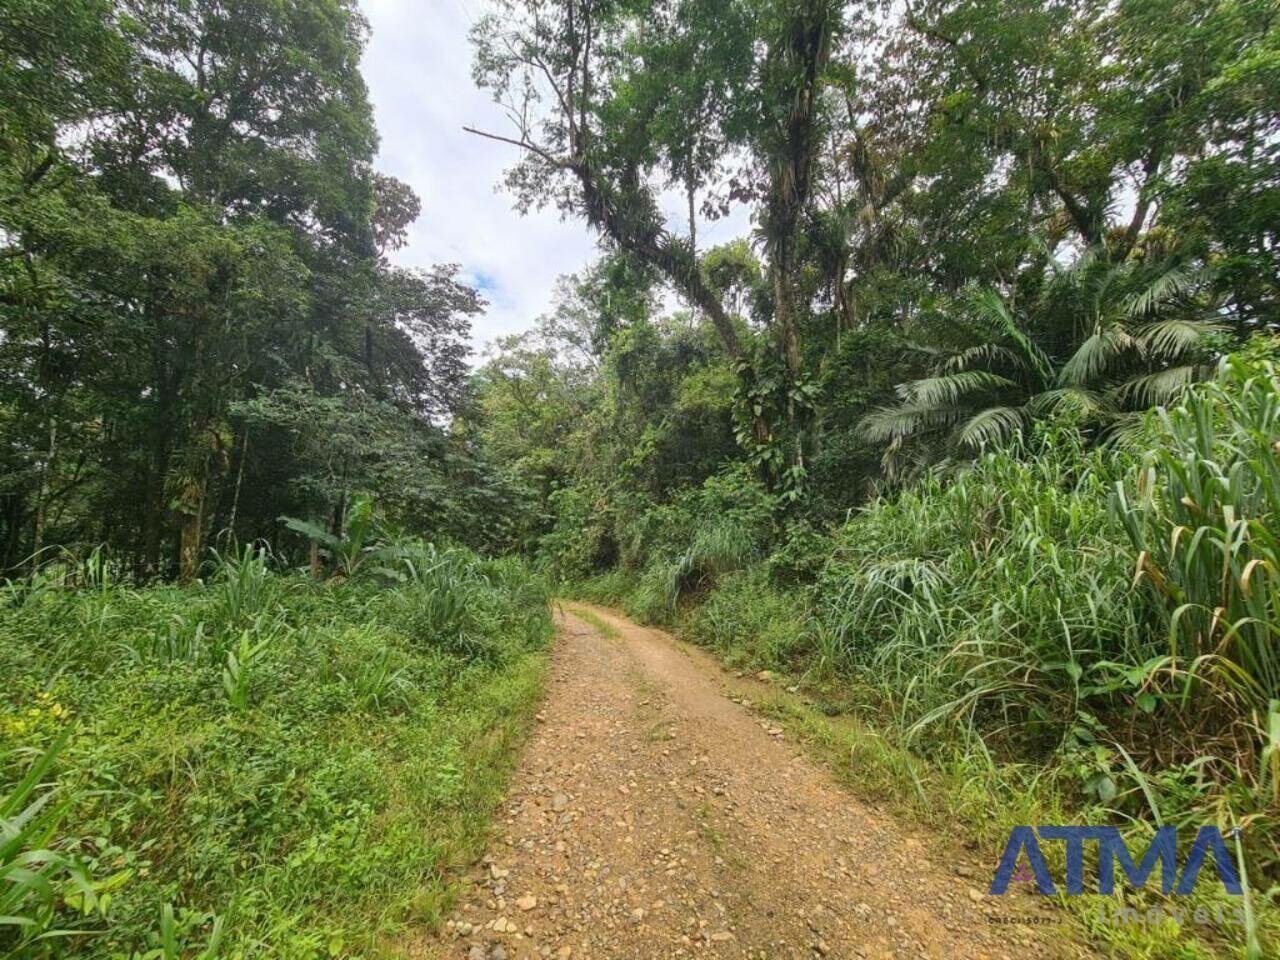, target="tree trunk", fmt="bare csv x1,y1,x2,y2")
31,416,57,568
772,263,806,468
227,425,249,538
687,173,697,253
759,0,834,472
144,349,176,579
0,493,25,574
178,475,205,583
